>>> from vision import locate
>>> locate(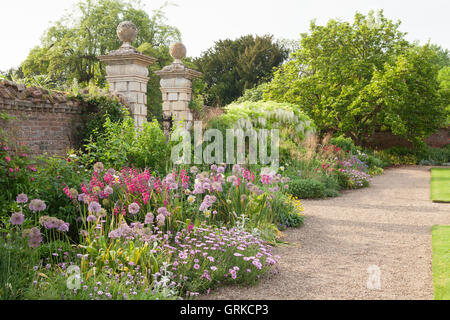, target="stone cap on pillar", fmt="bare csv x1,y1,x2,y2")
98,21,157,70
155,43,202,80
